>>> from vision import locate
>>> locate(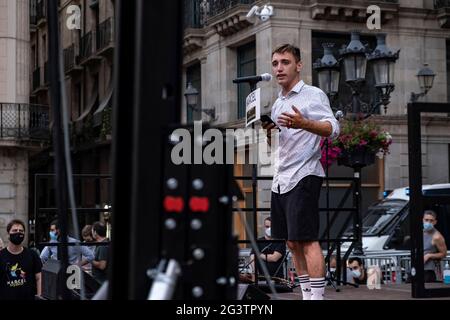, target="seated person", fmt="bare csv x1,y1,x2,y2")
328,255,337,274
347,257,367,285
249,217,286,281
